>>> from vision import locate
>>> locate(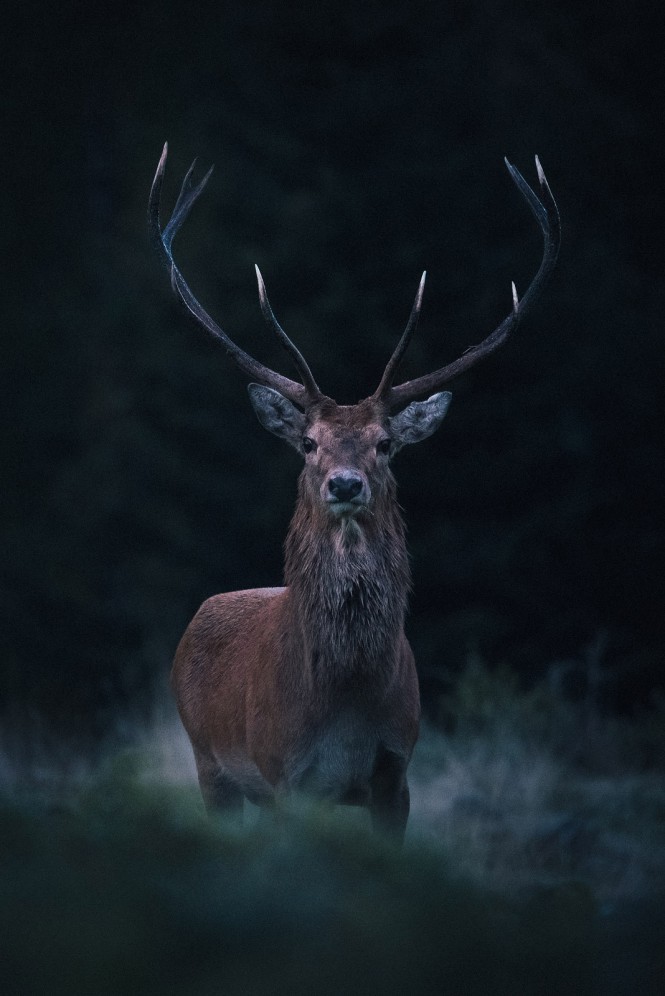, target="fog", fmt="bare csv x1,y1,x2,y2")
4,665,663,905
2,665,664,993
